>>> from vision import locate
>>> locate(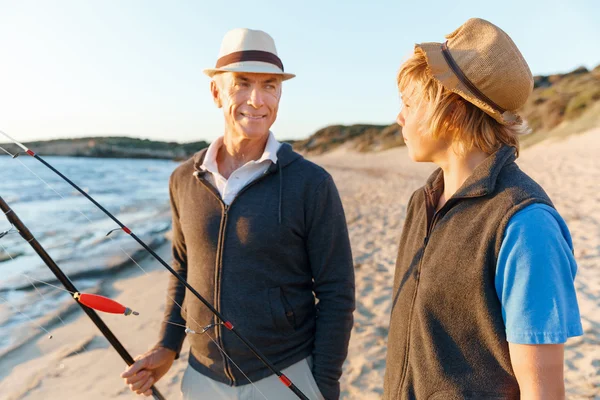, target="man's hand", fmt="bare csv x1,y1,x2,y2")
120,347,176,396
